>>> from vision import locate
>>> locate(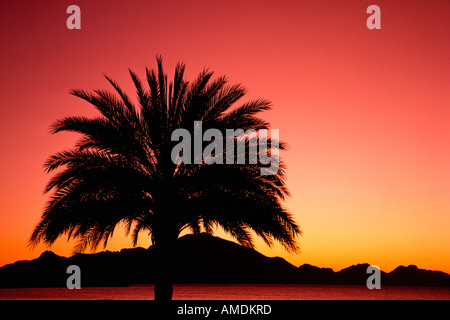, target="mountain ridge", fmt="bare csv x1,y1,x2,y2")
1,233,449,287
